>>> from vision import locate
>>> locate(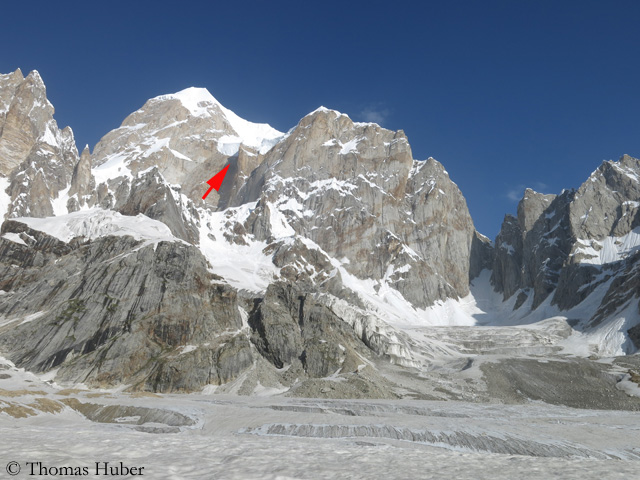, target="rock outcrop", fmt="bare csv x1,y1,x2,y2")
0,70,79,219
0,220,251,392
229,109,480,308
67,145,95,211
